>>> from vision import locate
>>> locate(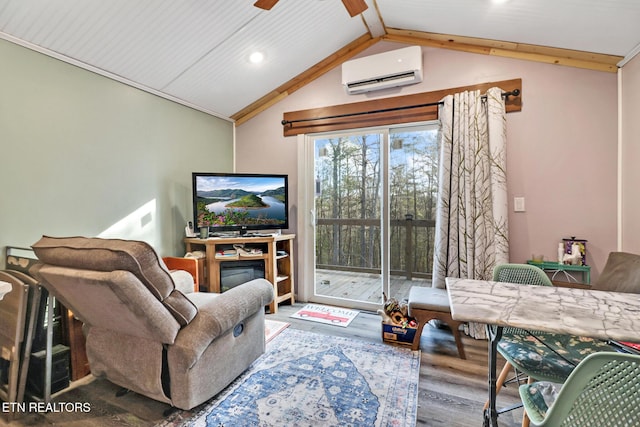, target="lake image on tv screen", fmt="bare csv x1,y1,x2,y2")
196,176,286,227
